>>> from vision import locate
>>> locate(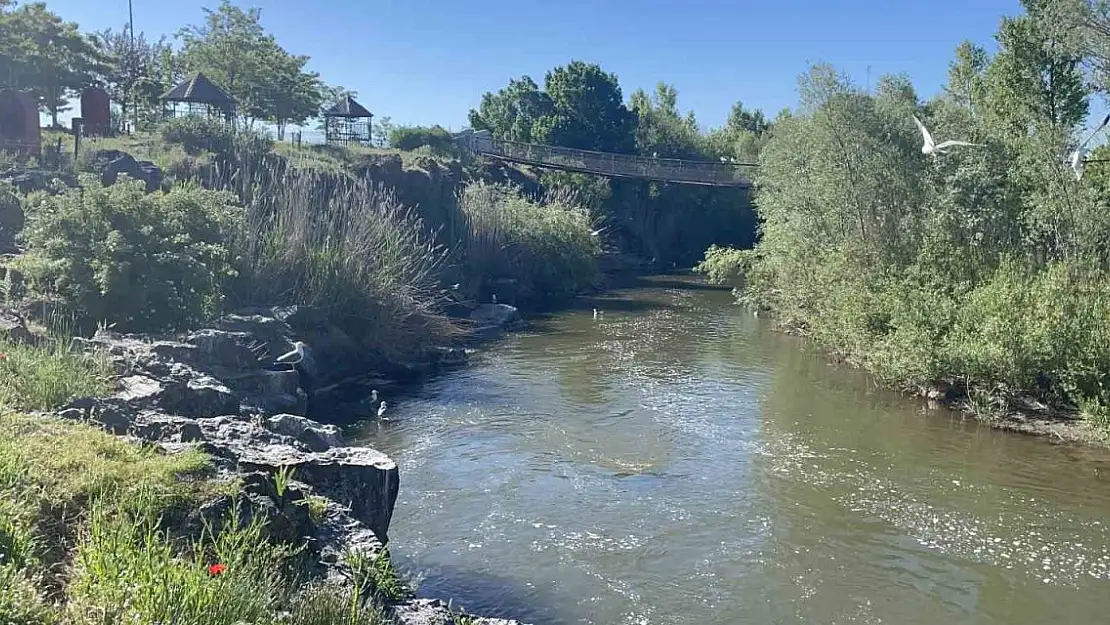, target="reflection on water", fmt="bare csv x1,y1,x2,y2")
352,275,1110,625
